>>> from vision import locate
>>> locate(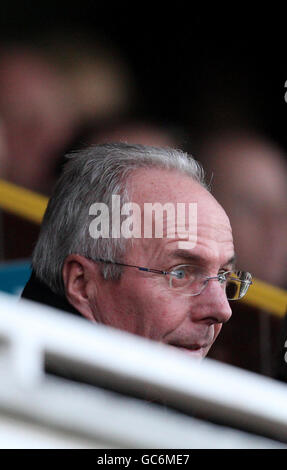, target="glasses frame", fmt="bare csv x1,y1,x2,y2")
91,258,252,301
